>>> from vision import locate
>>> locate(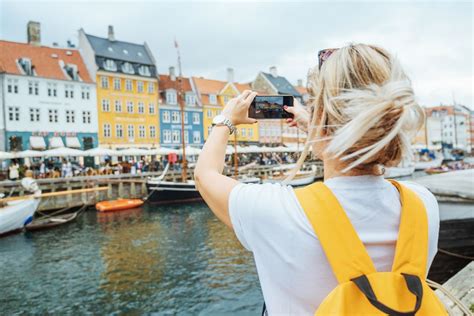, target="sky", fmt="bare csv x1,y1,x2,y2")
0,0,472,108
